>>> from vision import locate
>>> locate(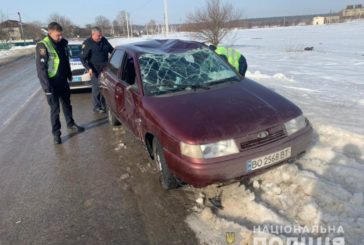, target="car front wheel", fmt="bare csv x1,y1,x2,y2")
153,138,179,190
